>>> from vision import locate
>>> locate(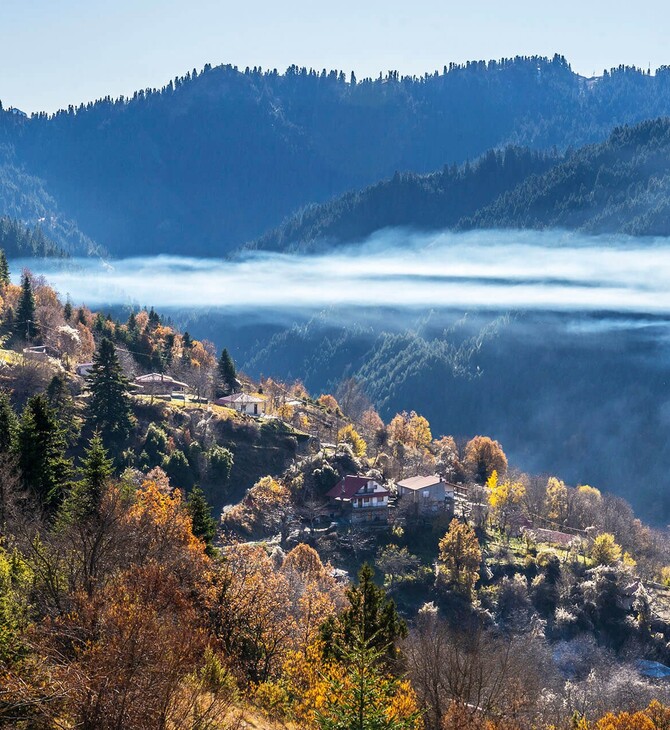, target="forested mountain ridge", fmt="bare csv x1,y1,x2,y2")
248,147,560,251
467,117,670,235
5,58,670,256
251,117,670,250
